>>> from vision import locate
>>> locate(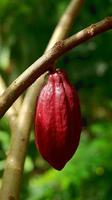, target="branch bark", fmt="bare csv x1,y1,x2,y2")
0,16,112,118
